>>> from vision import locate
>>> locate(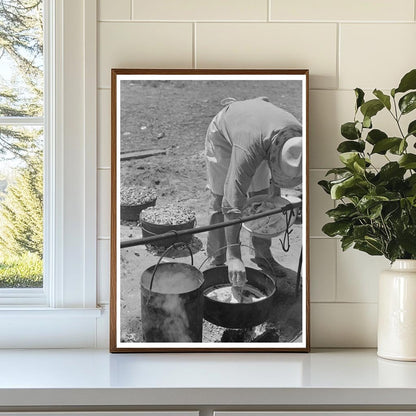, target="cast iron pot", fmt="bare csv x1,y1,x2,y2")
141,244,204,342
202,265,276,329
140,217,195,247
